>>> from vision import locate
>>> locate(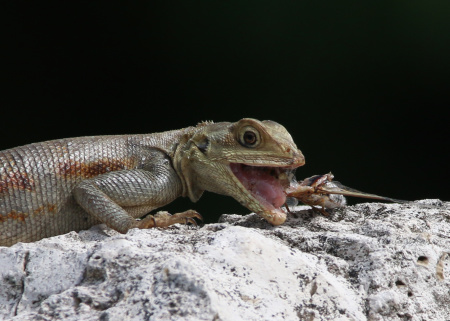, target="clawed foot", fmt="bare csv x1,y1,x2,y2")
309,205,330,216
284,197,331,216
136,209,203,229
